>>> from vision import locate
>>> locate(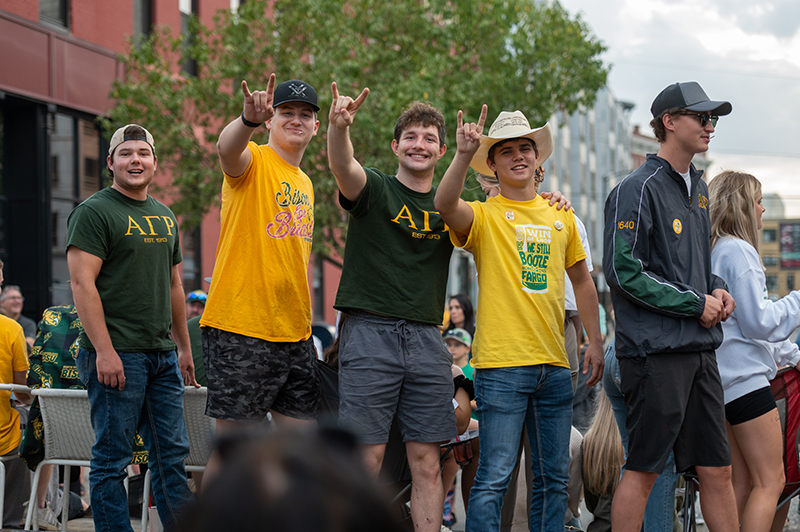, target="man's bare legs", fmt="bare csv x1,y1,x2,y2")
406,441,445,532
361,443,387,478
610,470,658,532
37,464,54,509
695,465,739,532
270,411,317,429
362,441,443,532
612,467,738,532
363,440,444,532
